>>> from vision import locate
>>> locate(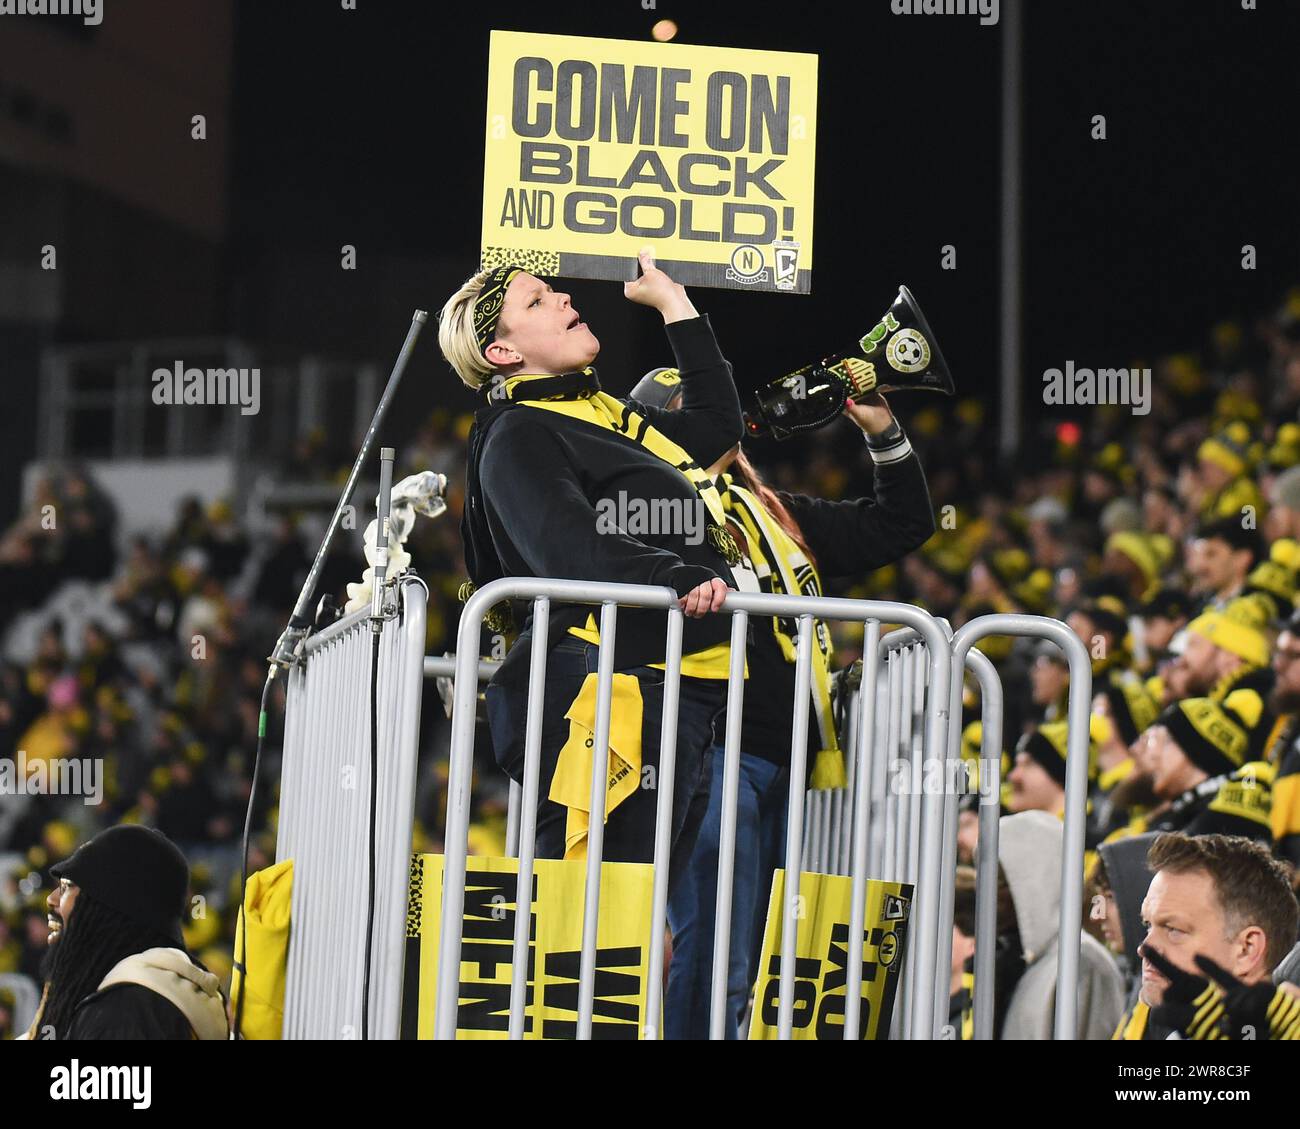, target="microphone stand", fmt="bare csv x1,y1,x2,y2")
267,309,428,676
234,309,426,1039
